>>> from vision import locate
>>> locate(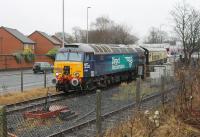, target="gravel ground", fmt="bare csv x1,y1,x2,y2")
7,80,178,137
64,88,178,137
